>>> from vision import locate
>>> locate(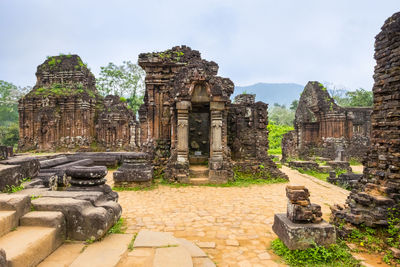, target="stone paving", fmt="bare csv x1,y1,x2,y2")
107,165,350,267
